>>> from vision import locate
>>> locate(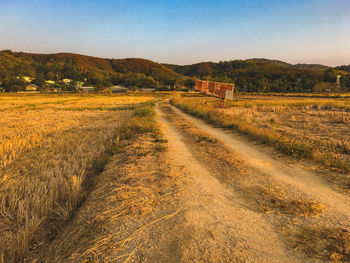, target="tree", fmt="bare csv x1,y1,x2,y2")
32,74,45,88
46,71,56,80
2,77,26,92
94,83,106,93
323,69,337,83
195,63,212,78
